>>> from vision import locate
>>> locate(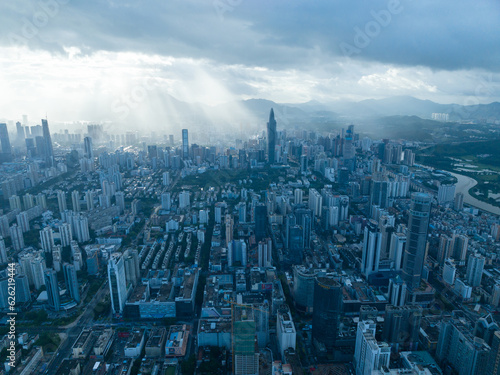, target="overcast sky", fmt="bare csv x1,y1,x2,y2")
1,0,500,126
